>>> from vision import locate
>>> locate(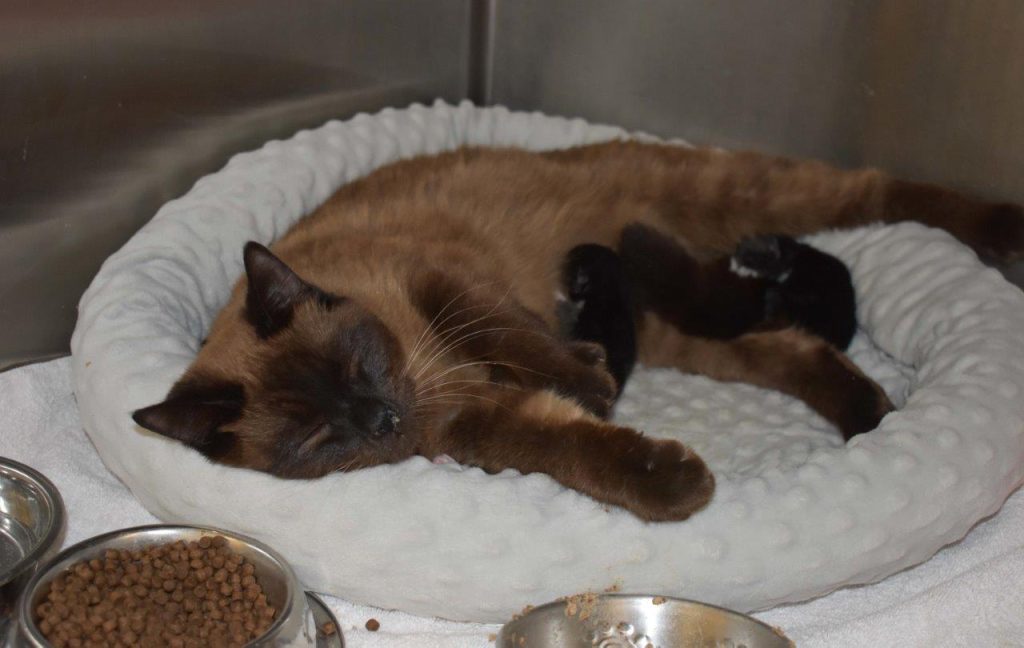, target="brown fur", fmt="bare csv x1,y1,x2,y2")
132,141,1024,522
